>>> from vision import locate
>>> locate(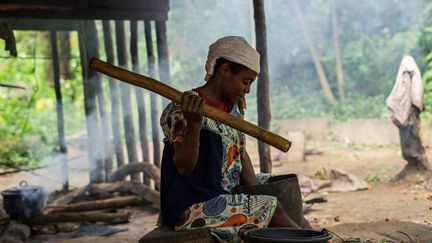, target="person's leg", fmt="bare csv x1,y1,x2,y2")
268,200,301,228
